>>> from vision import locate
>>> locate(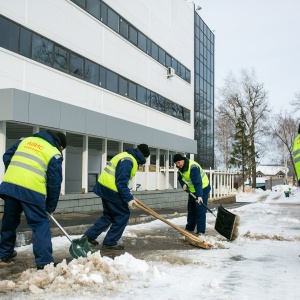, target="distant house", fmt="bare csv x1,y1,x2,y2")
245,165,288,189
